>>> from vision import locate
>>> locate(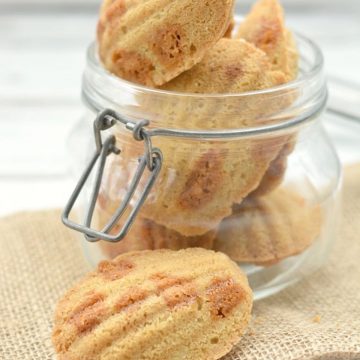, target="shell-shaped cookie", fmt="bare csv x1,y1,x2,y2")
94,206,216,259
236,0,300,196
142,39,288,235
97,0,234,86
236,0,299,80
99,131,289,237
96,38,301,237
96,39,288,236
161,37,284,95
251,140,296,197
52,248,253,360
144,138,287,236
214,188,322,266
